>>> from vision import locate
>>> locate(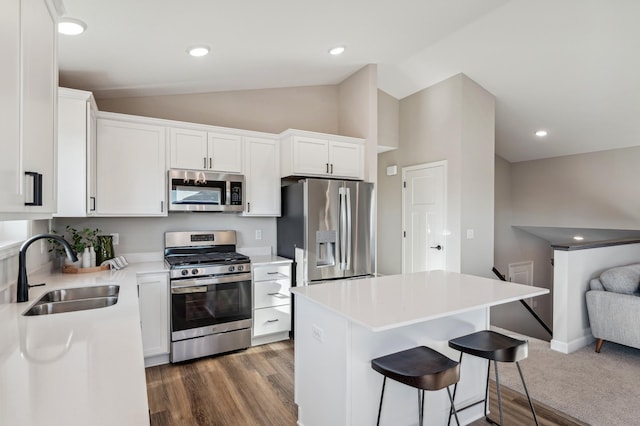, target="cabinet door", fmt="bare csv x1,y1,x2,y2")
21,0,56,214
243,137,280,216
169,127,208,170
208,132,243,173
87,108,97,215
96,119,166,216
329,141,363,179
292,136,329,176
0,0,23,213
138,273,170,359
